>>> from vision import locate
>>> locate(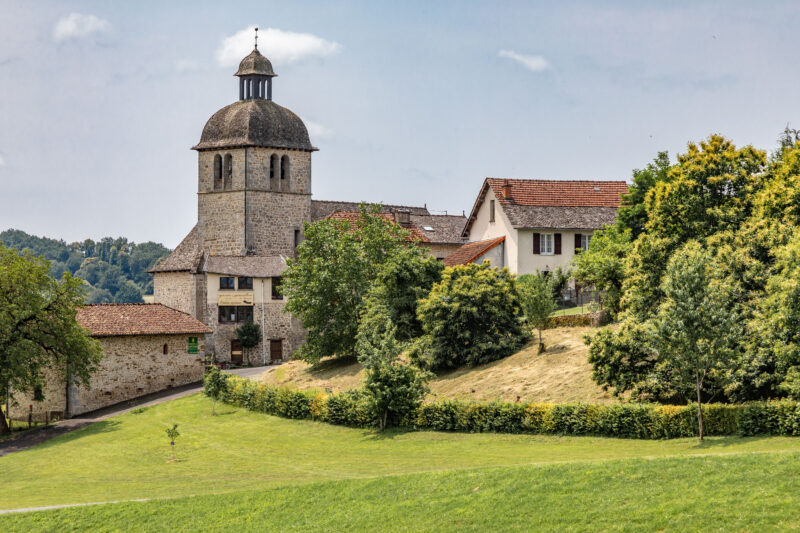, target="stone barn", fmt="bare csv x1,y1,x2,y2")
9,303,210,421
